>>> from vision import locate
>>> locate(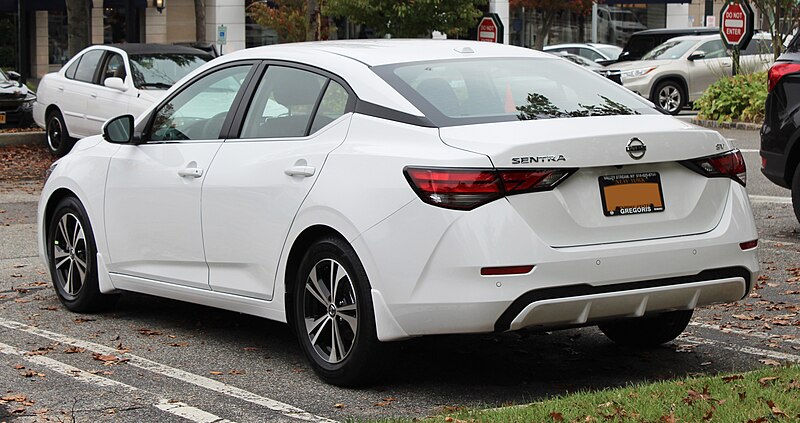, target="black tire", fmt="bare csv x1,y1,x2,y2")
792,164,800,223
599,309,693,347
292,236,381,386
47,197,118,312
652,80,686,115
46,109,74,157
